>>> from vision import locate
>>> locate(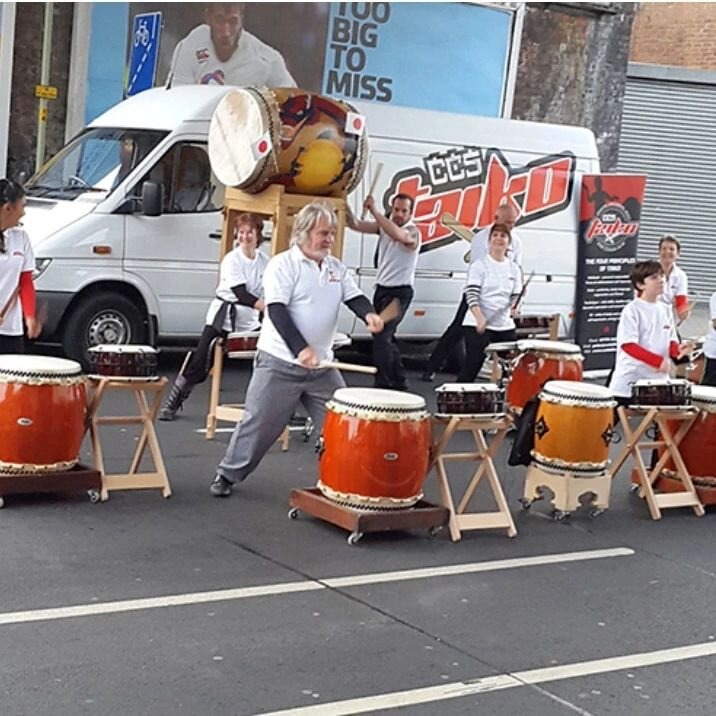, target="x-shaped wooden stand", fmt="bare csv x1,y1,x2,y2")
429,415,517,541
611,406,703,520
